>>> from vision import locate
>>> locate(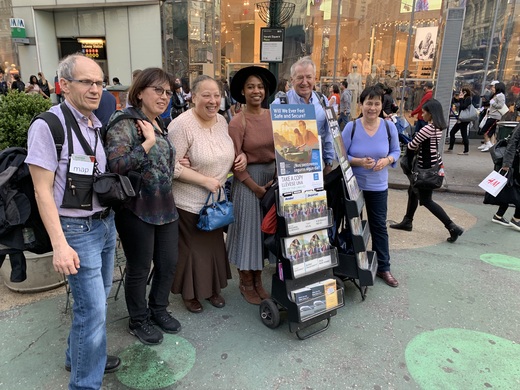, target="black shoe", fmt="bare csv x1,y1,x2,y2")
150,311,181,334
389,218,413,231
128,318,163,345
65,355,121,373
447,223,464,243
